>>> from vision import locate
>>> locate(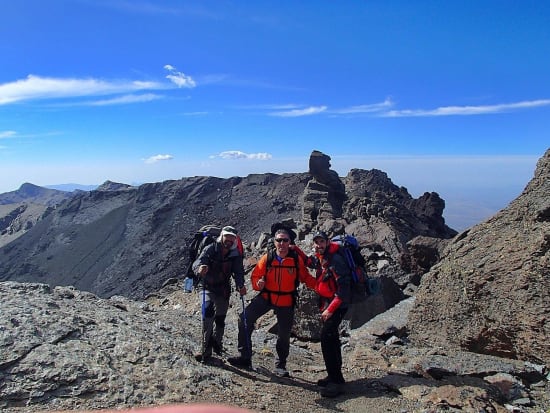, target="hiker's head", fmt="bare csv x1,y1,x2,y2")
273,228,291,257
312,230,329,254
270,222,297,243
220,226,238,249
